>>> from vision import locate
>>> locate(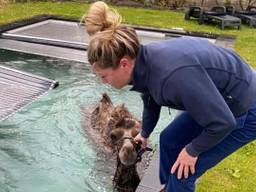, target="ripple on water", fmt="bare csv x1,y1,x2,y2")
0,49,176,192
